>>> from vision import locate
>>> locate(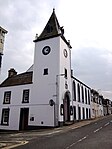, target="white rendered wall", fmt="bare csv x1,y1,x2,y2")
32,36,73,125
31,37,61,126
32,37,60,104
28,105,54,126
72,78,91,120
0,84,32,130
58,37,73,122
